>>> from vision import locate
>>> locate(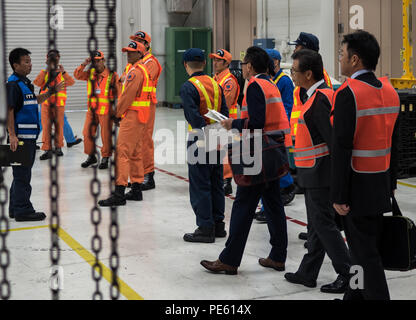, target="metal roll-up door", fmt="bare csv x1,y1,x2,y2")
5,0,110,110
